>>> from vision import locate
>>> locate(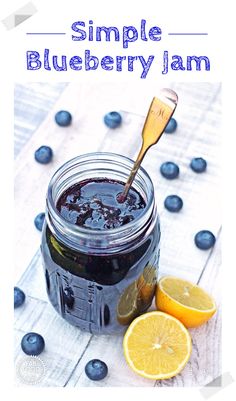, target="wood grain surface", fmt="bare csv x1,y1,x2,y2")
14,82,221,387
